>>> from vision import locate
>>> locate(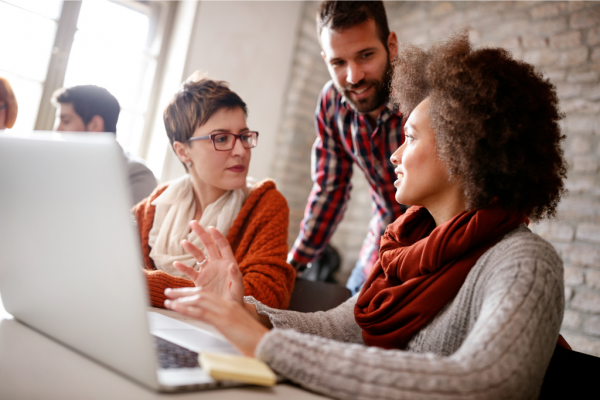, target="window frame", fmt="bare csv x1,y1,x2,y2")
32,0,176,159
